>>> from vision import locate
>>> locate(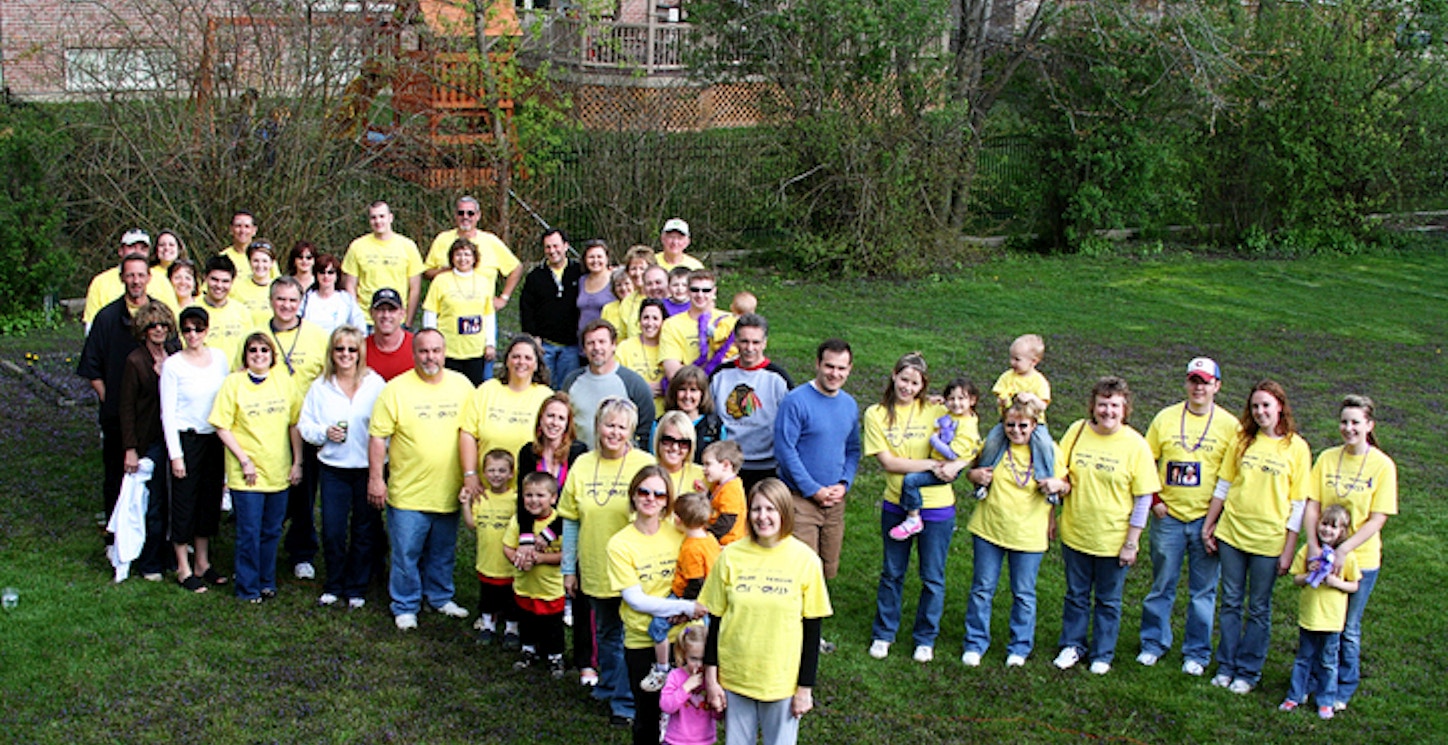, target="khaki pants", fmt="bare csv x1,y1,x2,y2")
791,492,845,580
